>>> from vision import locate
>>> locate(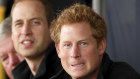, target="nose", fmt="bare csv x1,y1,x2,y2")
71,45,81,58
9,53,20,67
21,23,32,35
